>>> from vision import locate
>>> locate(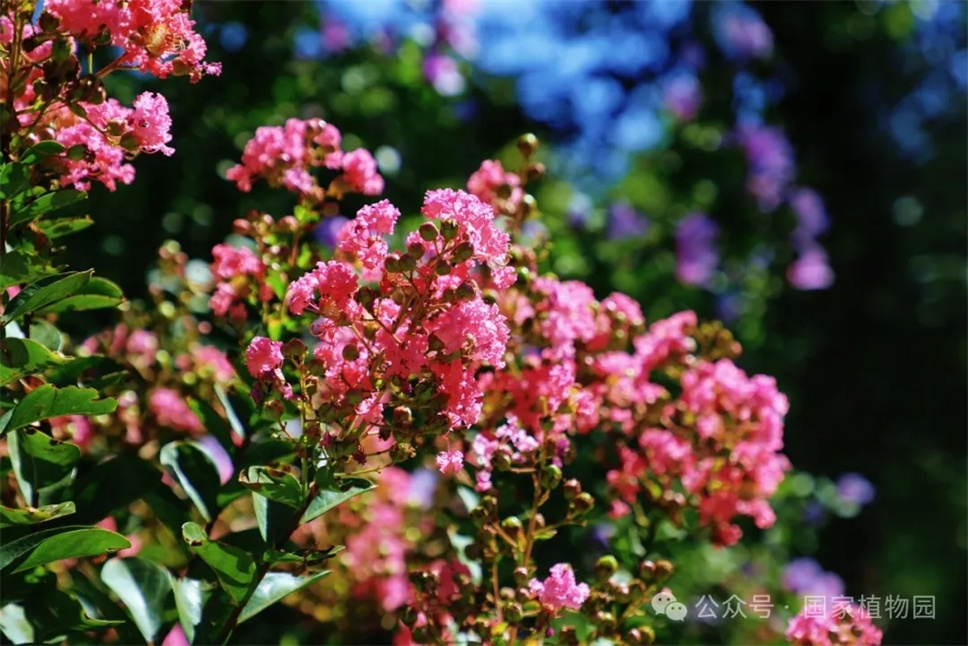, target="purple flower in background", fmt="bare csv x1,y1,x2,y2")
789,187,830,250
663,73,702,121
713,2,774,61
321,15,351,53
423,52,466,96
735,124,796,212
836,473,876,506
787,246,834,290
675,213,719,286
314,215,349,250
407,468,438,510
803,499,826,525
568,192,593,228
782,558,845,599
607,202,649,240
